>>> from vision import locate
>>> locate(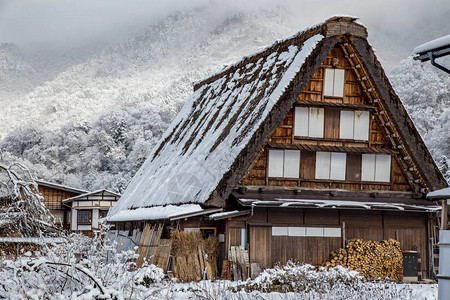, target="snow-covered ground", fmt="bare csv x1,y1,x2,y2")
0,232,439,300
